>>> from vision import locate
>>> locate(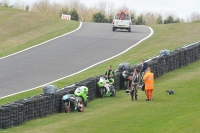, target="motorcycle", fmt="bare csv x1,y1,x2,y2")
97,77,116,98
74,86,89,106
62,86,88,113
